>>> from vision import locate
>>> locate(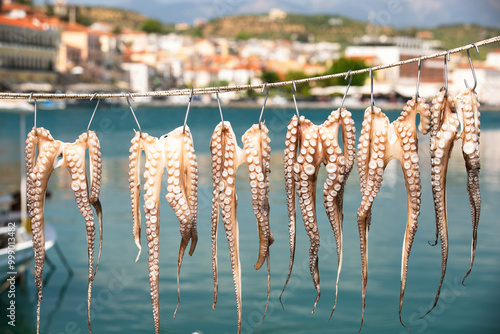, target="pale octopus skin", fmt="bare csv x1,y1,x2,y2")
25,127,103,334
242,122,274,321
281,108,356,317
128,126,198,334
454,88,481,284
210,121,273,334
424,88,460,316
423,87,481,316
356,97,431,331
